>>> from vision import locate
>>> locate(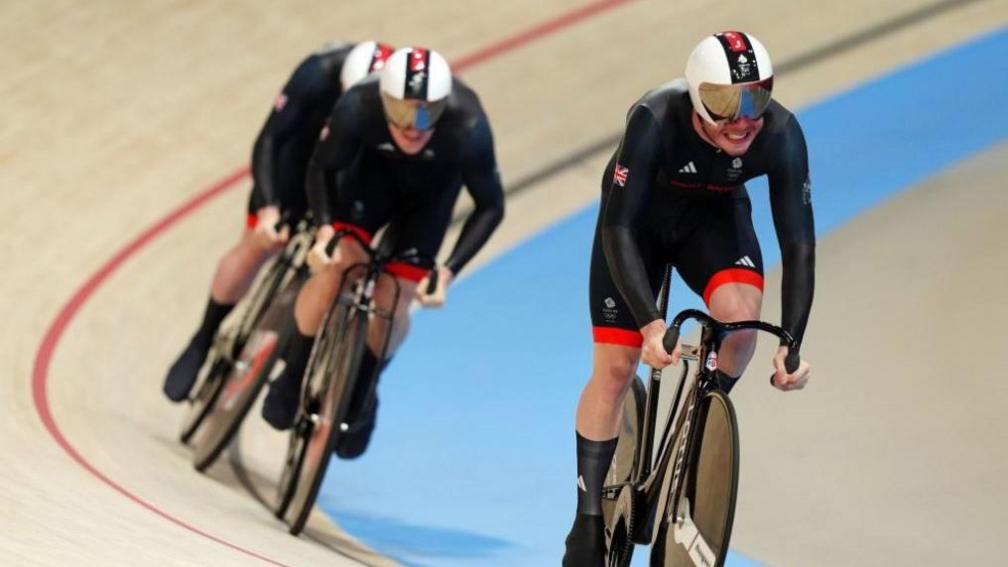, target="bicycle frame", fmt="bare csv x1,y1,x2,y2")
211,216,314,362
276,228,437,528
307,229,436,415
603,265,800,545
